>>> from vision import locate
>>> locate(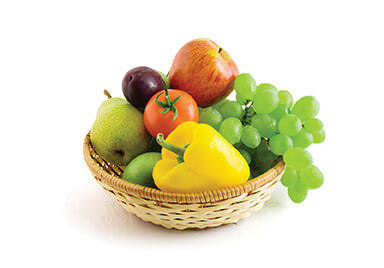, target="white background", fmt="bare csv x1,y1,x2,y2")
1,0,383,267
